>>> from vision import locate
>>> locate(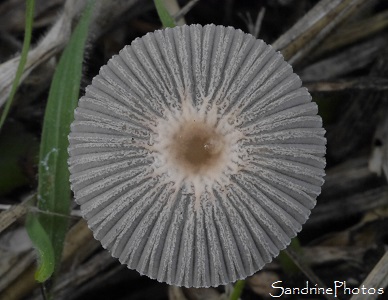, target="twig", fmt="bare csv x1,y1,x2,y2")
309,186,388,228
238,7,266,38
174,0,200,23
0,0,143,109
284,248,337,300
299,35,387,81
0,197,32,234
305,77,388,92
325,47,388,161
0,199,82,239
350,251,388,300
306,156,388,228
161,0,185,25
0,204,82,218
316,9,388,56
273,0,369,64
